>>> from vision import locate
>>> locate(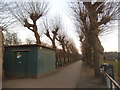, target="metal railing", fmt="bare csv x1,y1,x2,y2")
101,70,120,90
